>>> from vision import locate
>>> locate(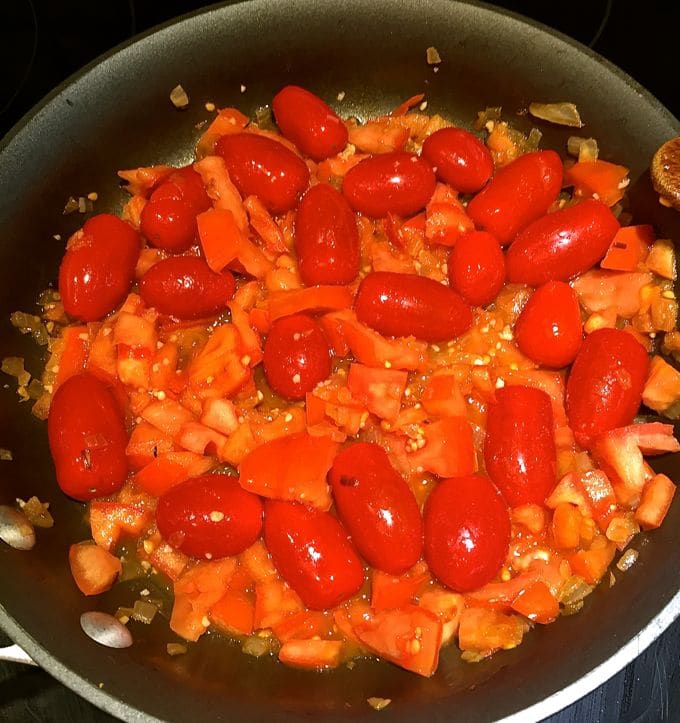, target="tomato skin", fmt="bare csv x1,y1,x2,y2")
139,256,235,319
466,150,563,244
355,271,472,342
263,500,365,610
484,386,557,506
566,328,649,449
294,184,360,286
47,372,128,501
342,152,436,218
272,85,348,162
156,474,263,559
505,199,620,285
263,314,332,400
328,443,423,574
421,127,494,194
424,475,511,592
448,230,506,306
215,133,310,214
514,281,583,368
59,214,141,322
